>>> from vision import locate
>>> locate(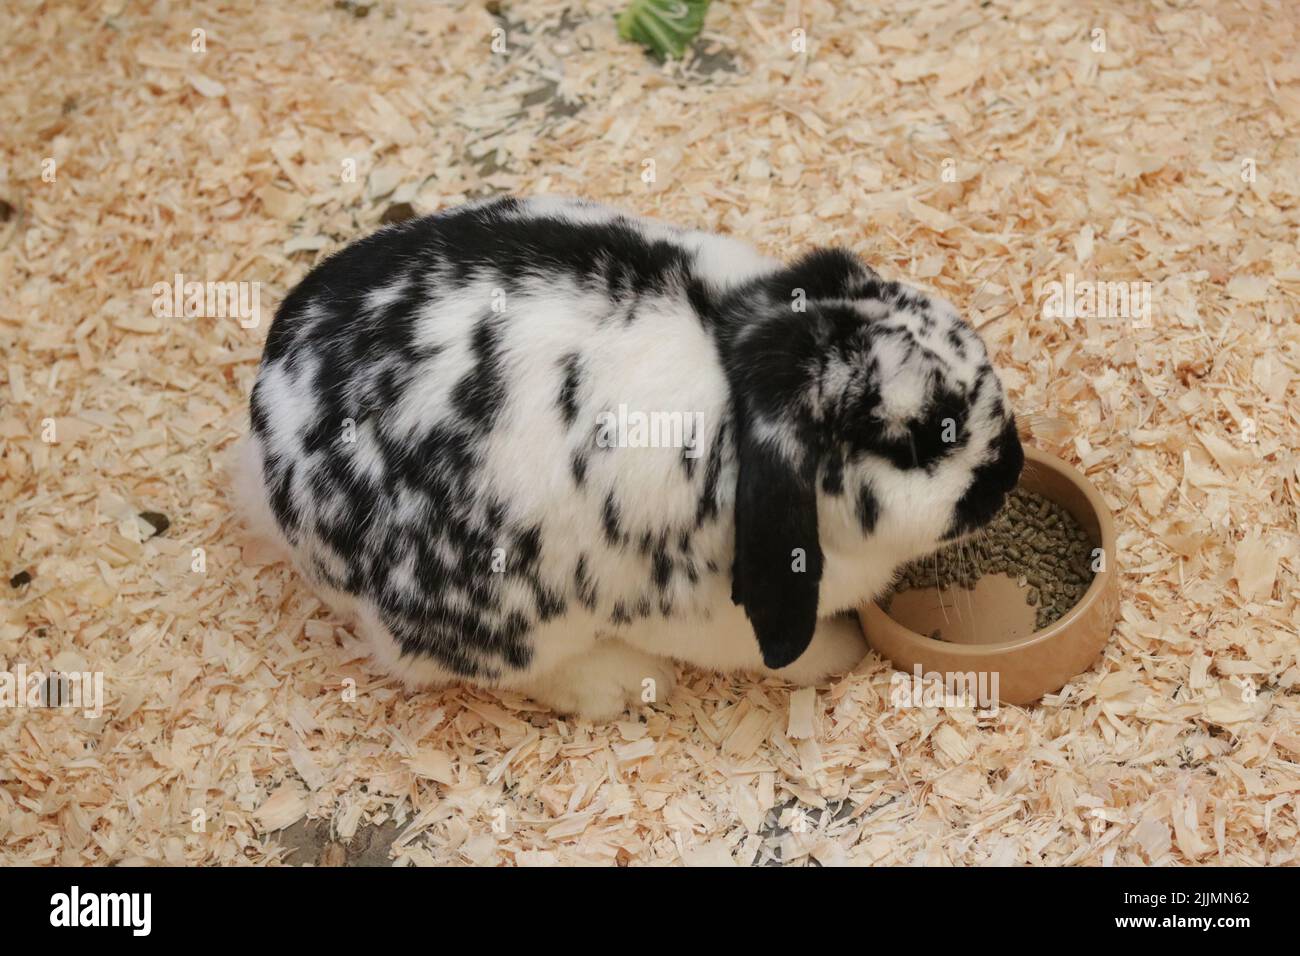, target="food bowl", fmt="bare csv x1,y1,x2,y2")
858,446,1119,706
